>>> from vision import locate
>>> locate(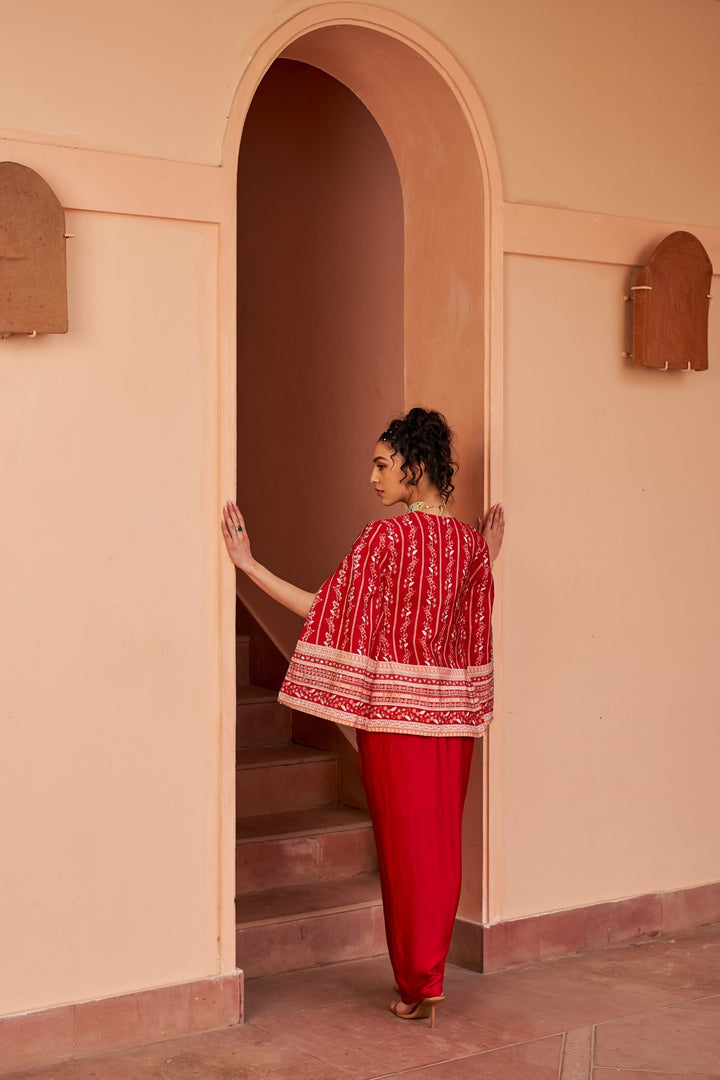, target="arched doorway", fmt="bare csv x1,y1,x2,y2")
236,58,405,658
222,10,503,975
